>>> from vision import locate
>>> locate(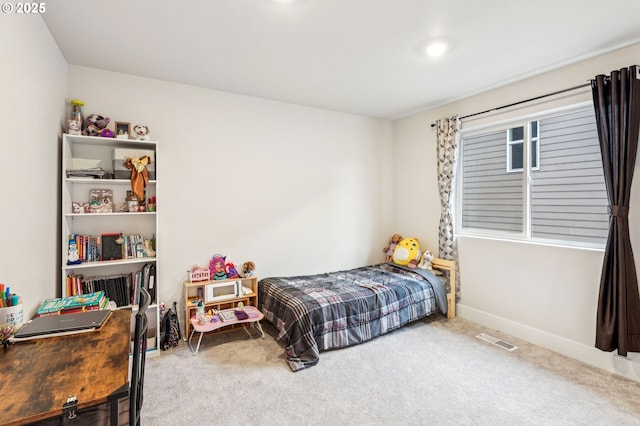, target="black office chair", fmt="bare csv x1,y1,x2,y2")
129,287,150,426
